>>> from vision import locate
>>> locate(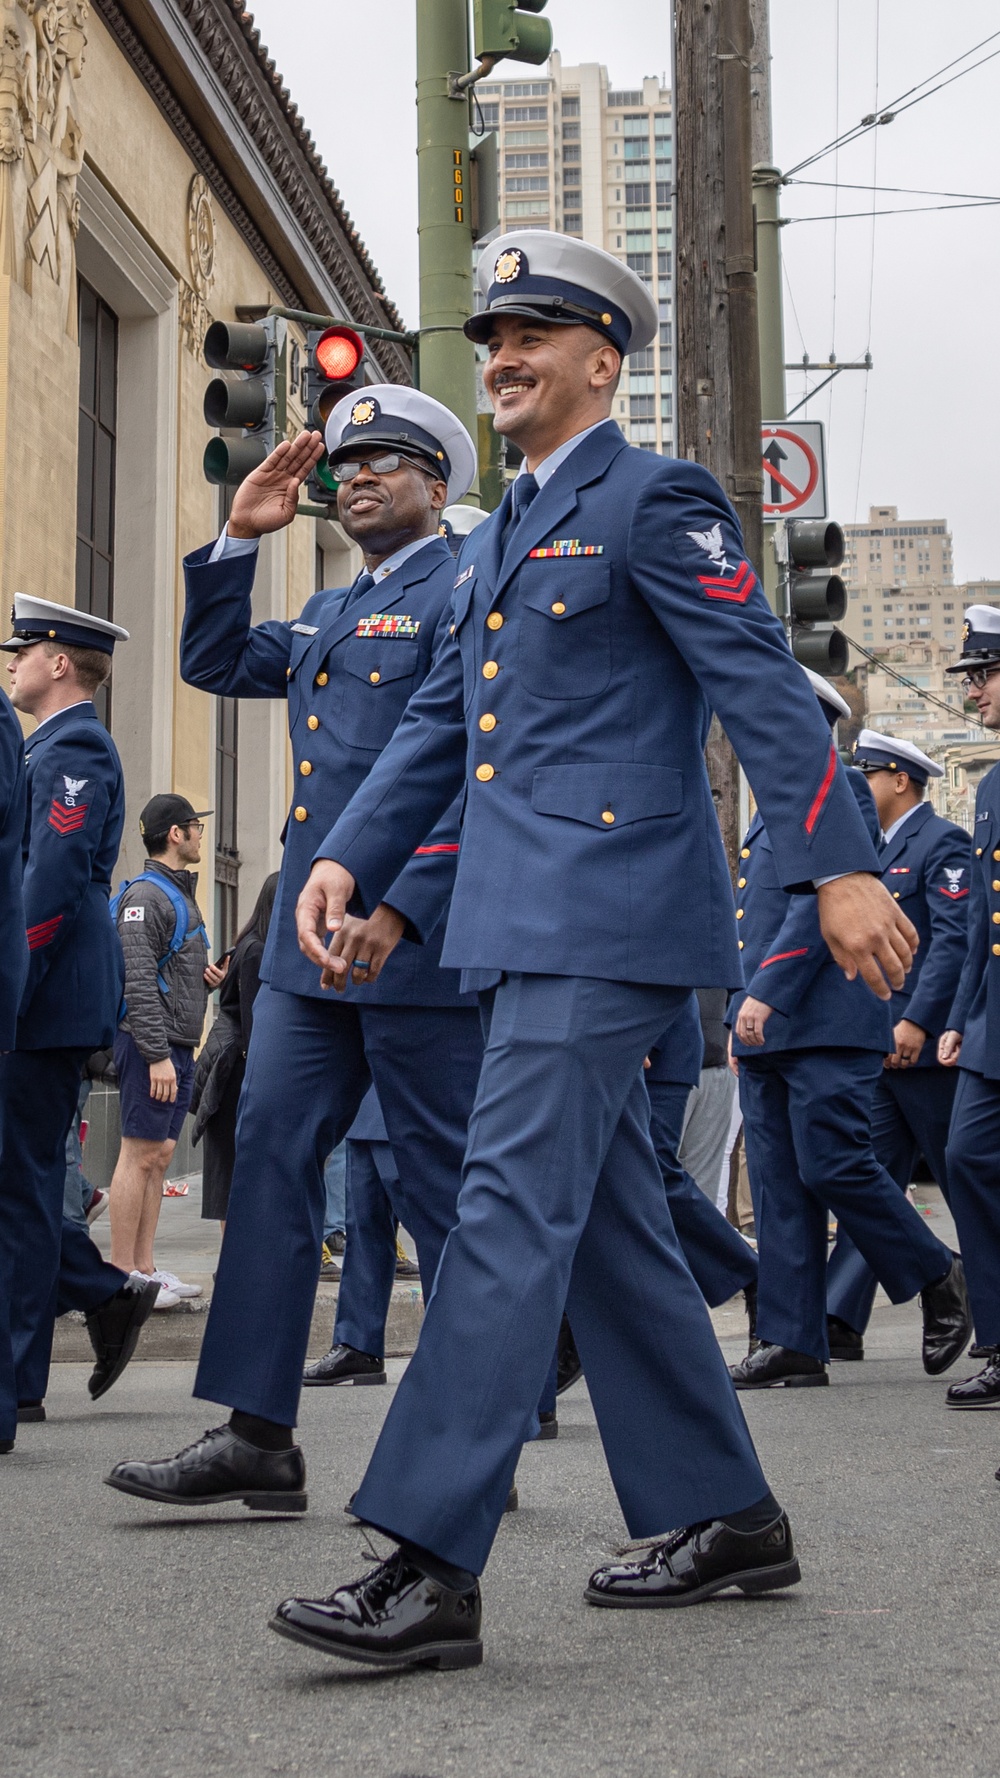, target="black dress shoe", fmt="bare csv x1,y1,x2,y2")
105,1424,307,1511
556,1314,583,1396
970,1342,998,1361
0,1438,14,1454
827,1317,864,1362
16,1401,45,1423
729,1343,828,1390
270,1549,482,1670
302,1344,386,1387
585,1511,800,1607
946,1353,1000,1410
921,1254,972,1376
536,1410,558,1440
85,1275,159,1401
